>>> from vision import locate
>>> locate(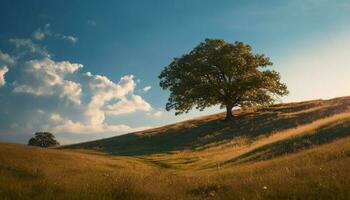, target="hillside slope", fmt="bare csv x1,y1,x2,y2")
1,134,350,199
1,96,350,199
66,96,350,169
